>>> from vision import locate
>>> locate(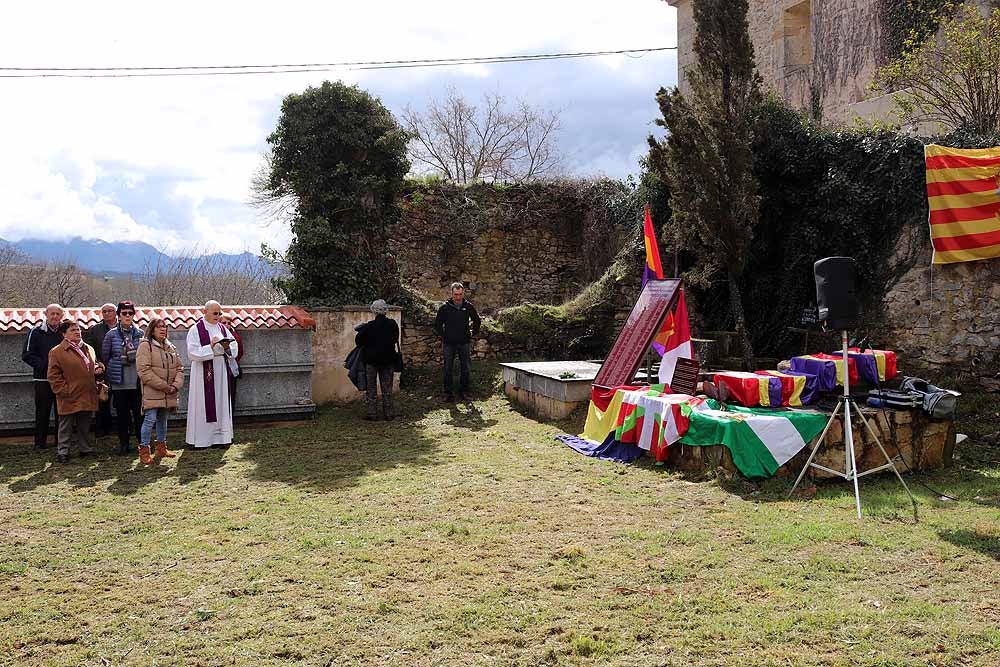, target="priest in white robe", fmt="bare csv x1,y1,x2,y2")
186,300,239,448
